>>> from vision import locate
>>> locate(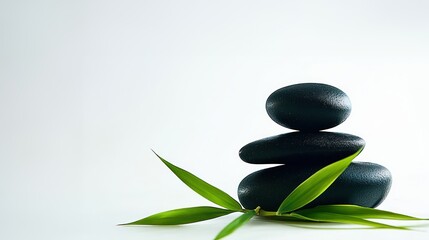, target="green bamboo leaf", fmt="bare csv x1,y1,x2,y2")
214,210,256,240
290,212,407,229
120,206,234,225
296,205,427,220
153,151,243,211
263,215,313,222
277,148,363,214
256,209,310,222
